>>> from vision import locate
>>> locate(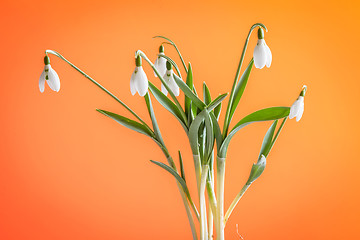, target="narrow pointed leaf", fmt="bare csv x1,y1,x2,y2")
97,109,155,138
144,93,164,143
150,160,193,202
207,93,228,112
158,54,181,78
178,151,186,181
173,74,206,110
246,155,266,184
185,63,193,118
219,107,290,158
214,102,222,120
148,82,188,131
203,82,212,105
229,60,254,119
259,120,277,158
